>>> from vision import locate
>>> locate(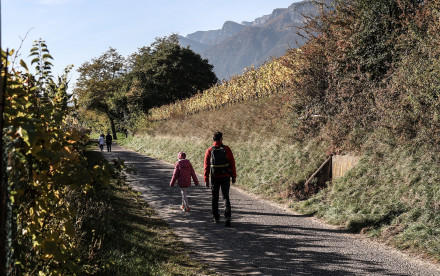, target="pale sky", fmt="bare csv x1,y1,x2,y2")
3,0,300,86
